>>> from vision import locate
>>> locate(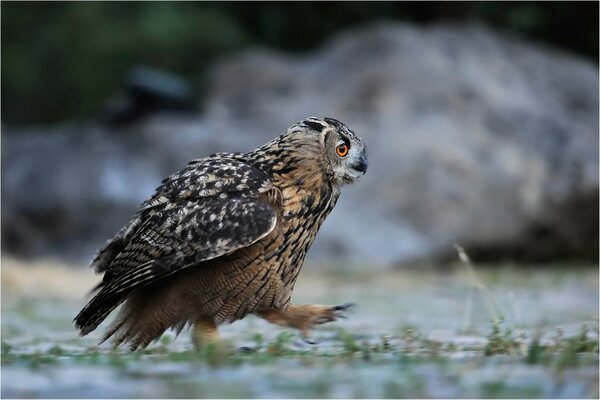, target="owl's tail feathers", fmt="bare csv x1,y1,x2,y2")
75,239,129,334
97,294,175,351
73,284,126,337
75,285,175,351
102,307,152,350
73,296,142,349
74,258,163,336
